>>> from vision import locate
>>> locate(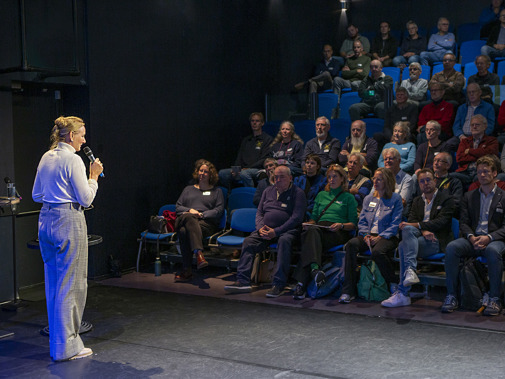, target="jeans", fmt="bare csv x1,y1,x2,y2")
219,168,259,188
392,55,421,67
444,237,505,298
333,77,360,99
349,102,385,121
397,226,441,296
420,50,452,66
481,45,505,60
236,229,298,288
